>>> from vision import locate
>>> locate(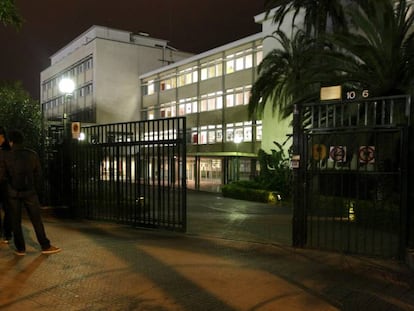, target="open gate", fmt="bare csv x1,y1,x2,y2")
44,117,187,232
293,95,411,259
